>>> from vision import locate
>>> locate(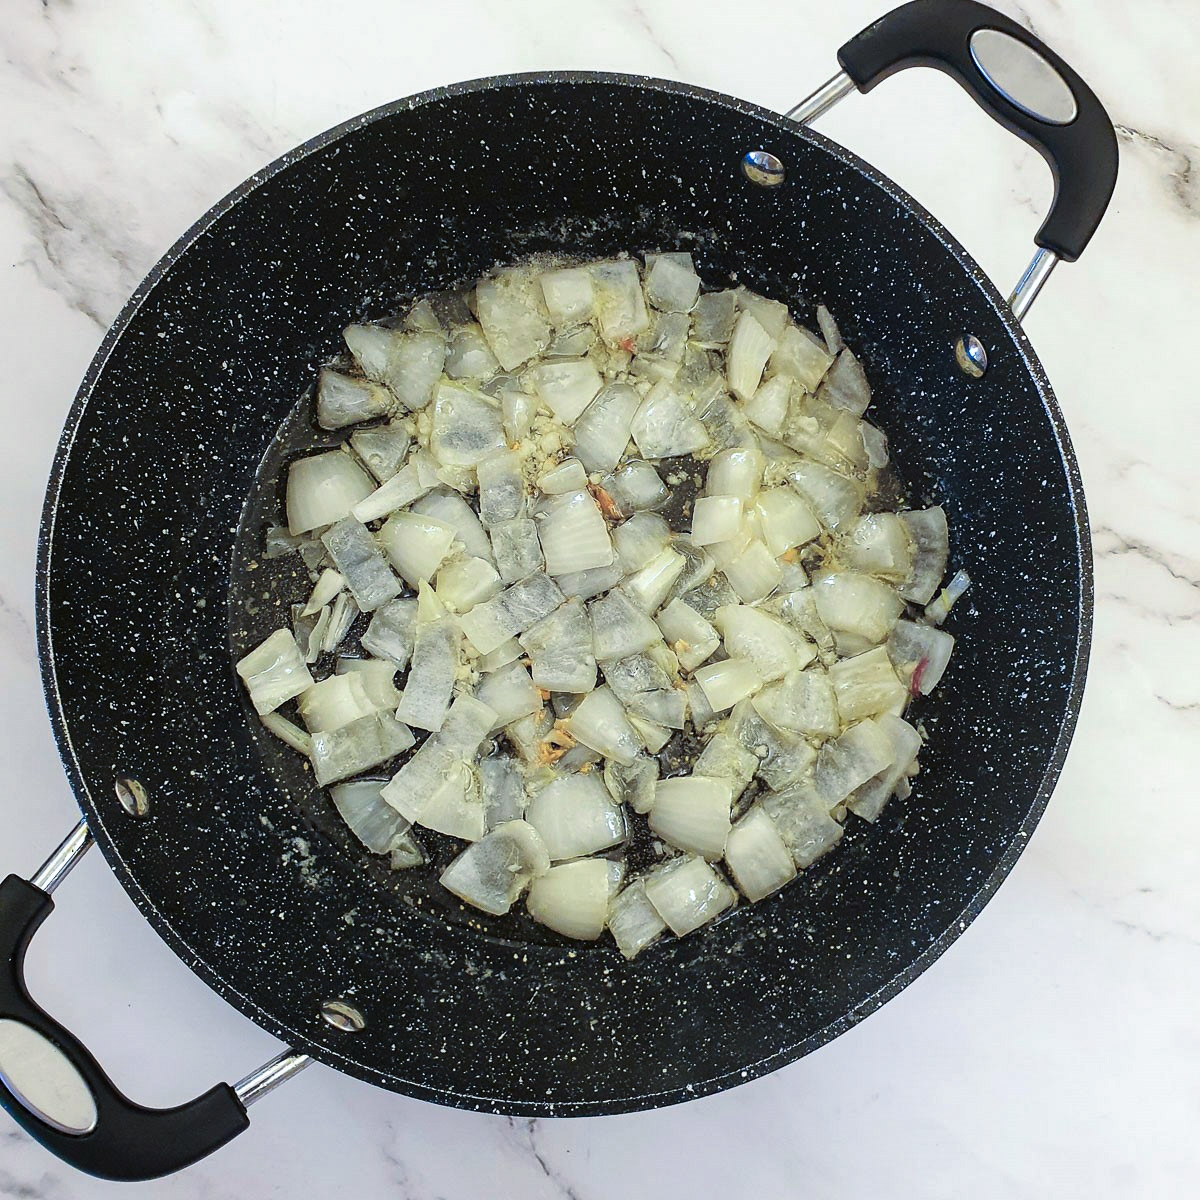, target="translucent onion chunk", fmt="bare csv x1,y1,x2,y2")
898,507,950,605
286,450,376,536
525,772,628,860
726,310,775,401
321,517,401,611
476,449,526,528
526,859,612,940
644,855,735,937
588,587,663,661
760,785,843,868
309,712,415,787
724,805,796,901
649,775,733,860
540,266,596,328
480,755,526,829
537,489,613,576
438,820,550,915
564,685,642,766
714,604,816,681
394,609,461,732
527,359,604,425
236,629,315,715
829,645,908,723
360,597,416,669
377,510,457,588
520,597,597,693
603,754,659,815
476,660,541,728
316,368,391,430
887,618,955,696
329,779,412,855
475,270,552,371
812,571,904,644
608,880,667,959
694,657,763,712
752,667,840,738
573,383,642,474
846,714,922,823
